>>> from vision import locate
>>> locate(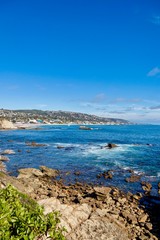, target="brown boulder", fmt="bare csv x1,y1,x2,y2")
17,168,43,179
57,145,65,149
40,166,59,178
107,143,118,149
141,182,152,193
